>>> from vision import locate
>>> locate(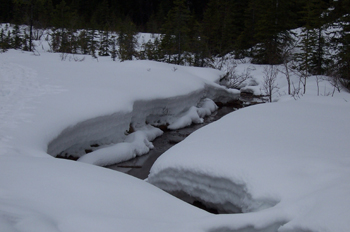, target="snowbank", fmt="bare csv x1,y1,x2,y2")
0,48,241,232
0,155,210,232
77,125,163,166
148,92,350,231
0,50,237,164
